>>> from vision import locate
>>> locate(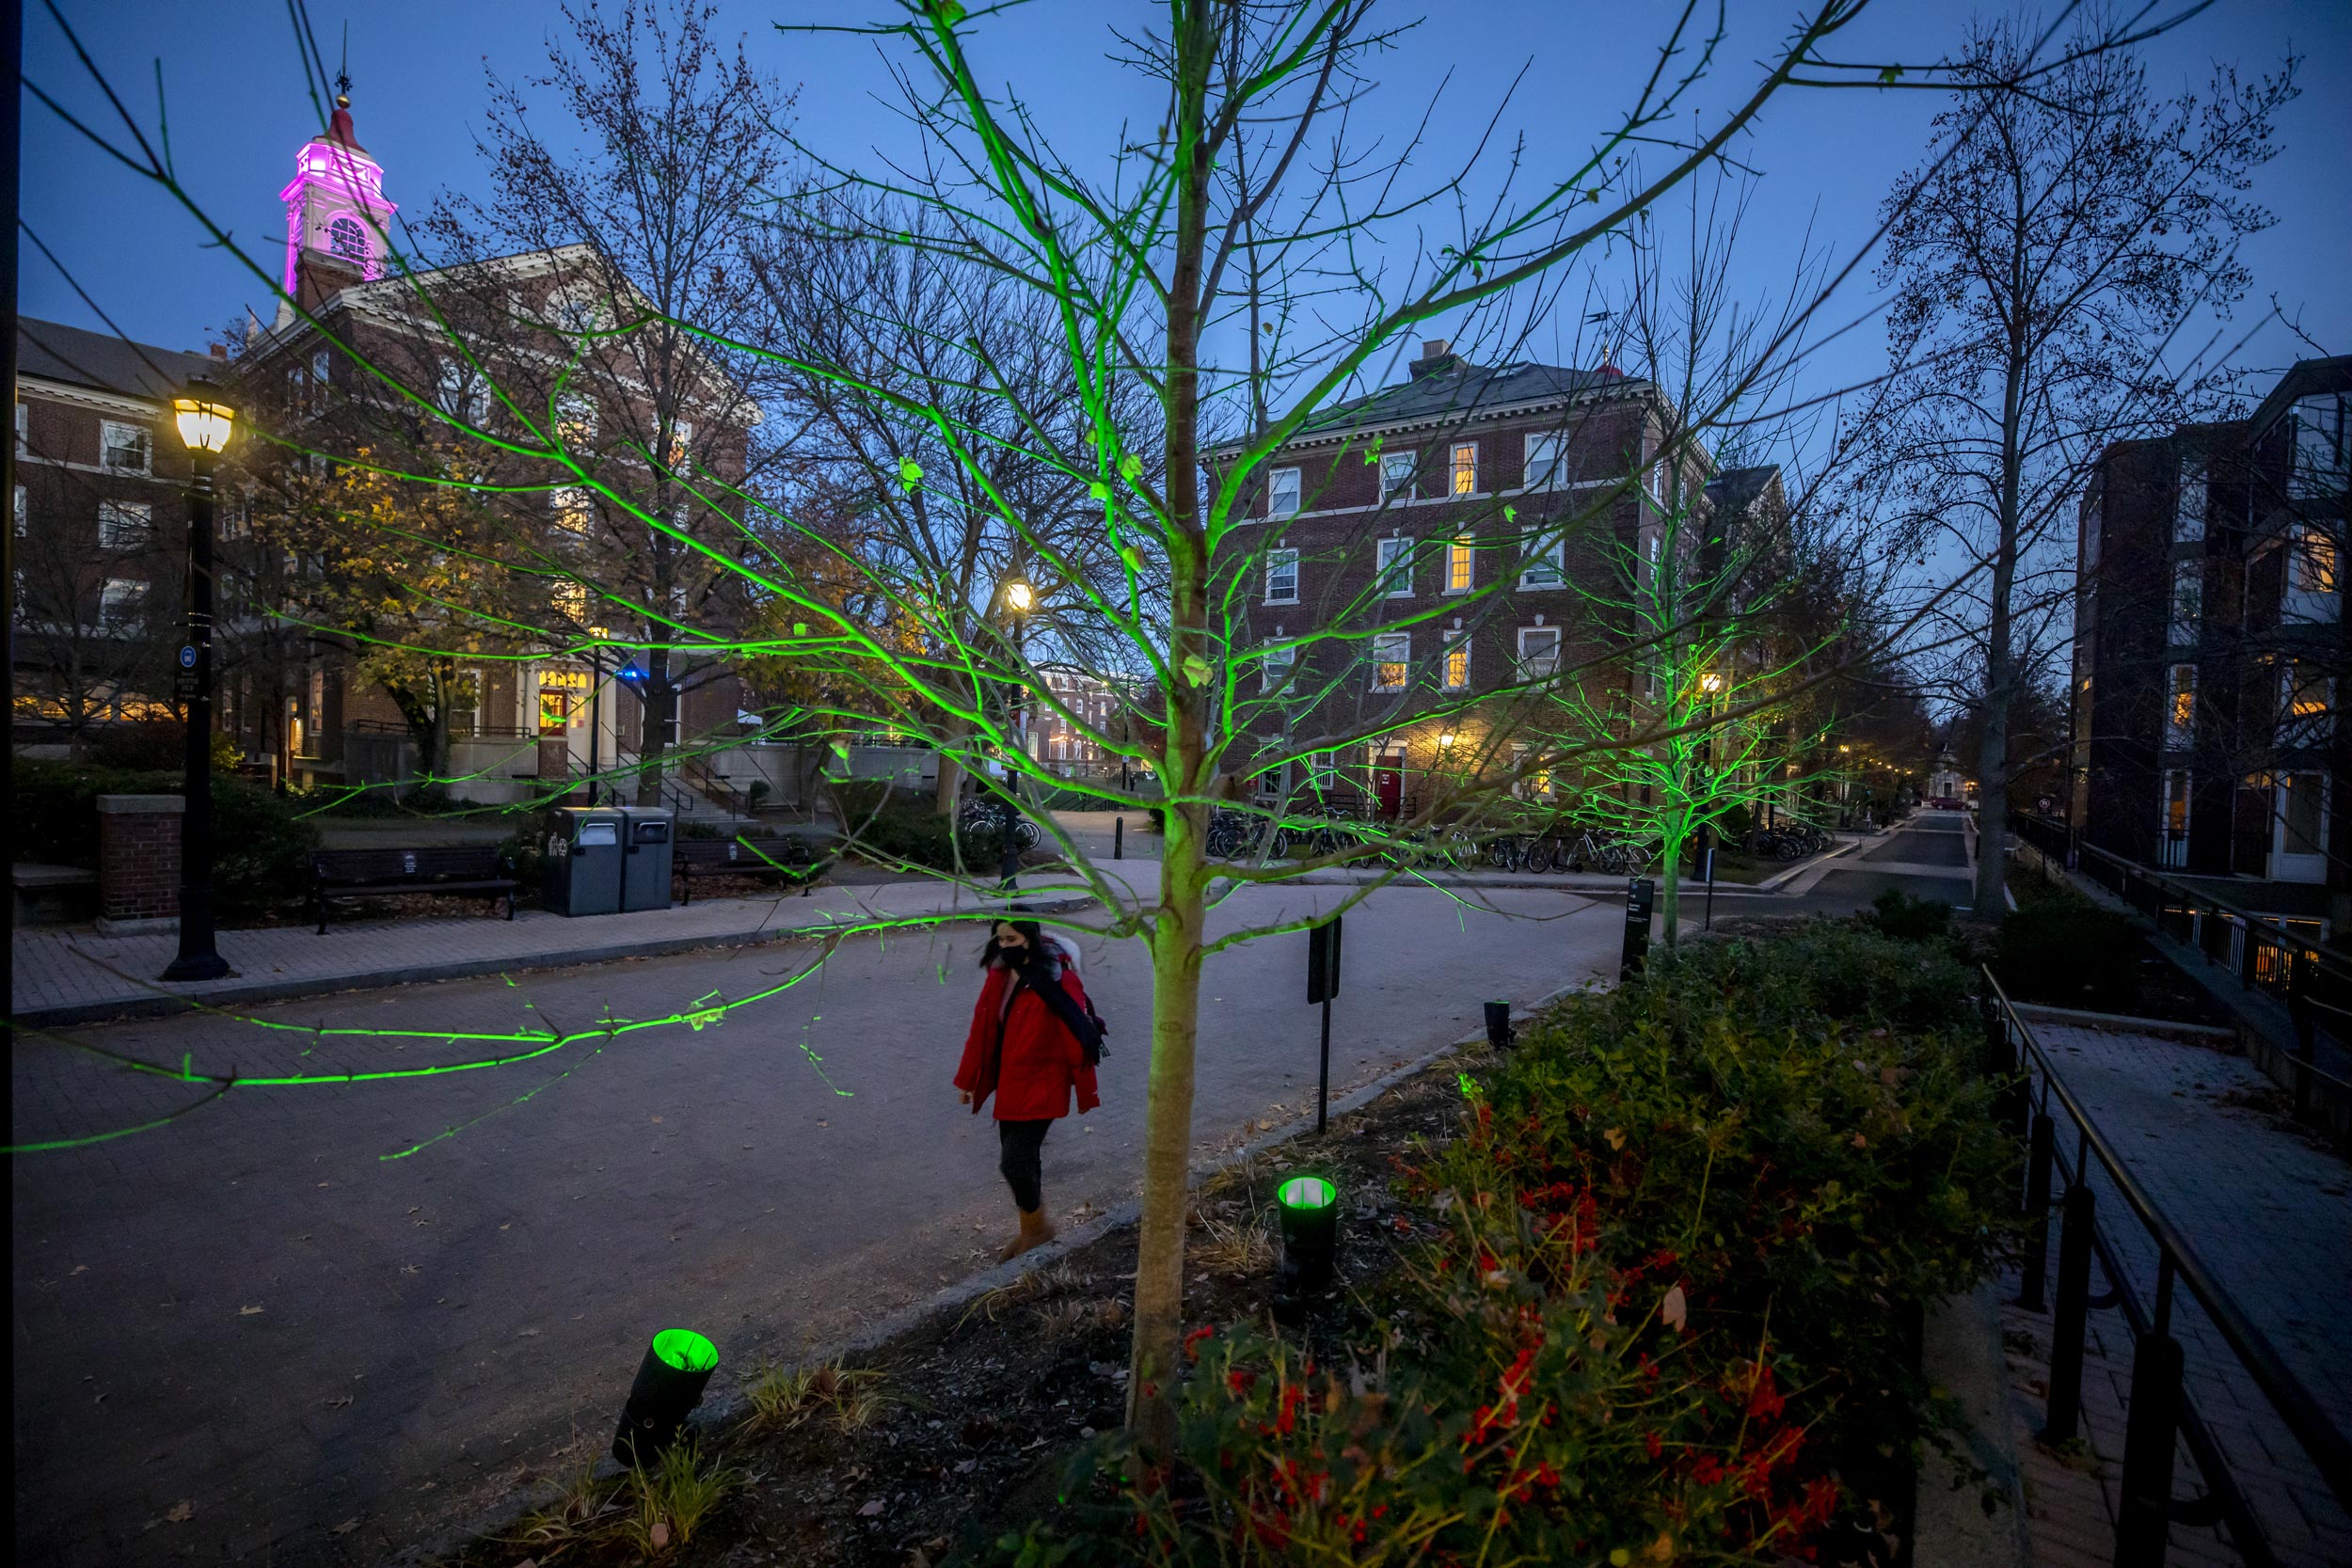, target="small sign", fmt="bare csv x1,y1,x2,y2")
179,644,198,670
174,671,199,699
1307,914,1343,1006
